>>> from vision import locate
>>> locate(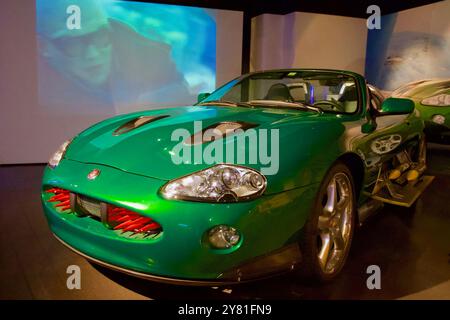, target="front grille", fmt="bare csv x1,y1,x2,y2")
46,188,71,212
107,205,163,238
45,187,162,240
